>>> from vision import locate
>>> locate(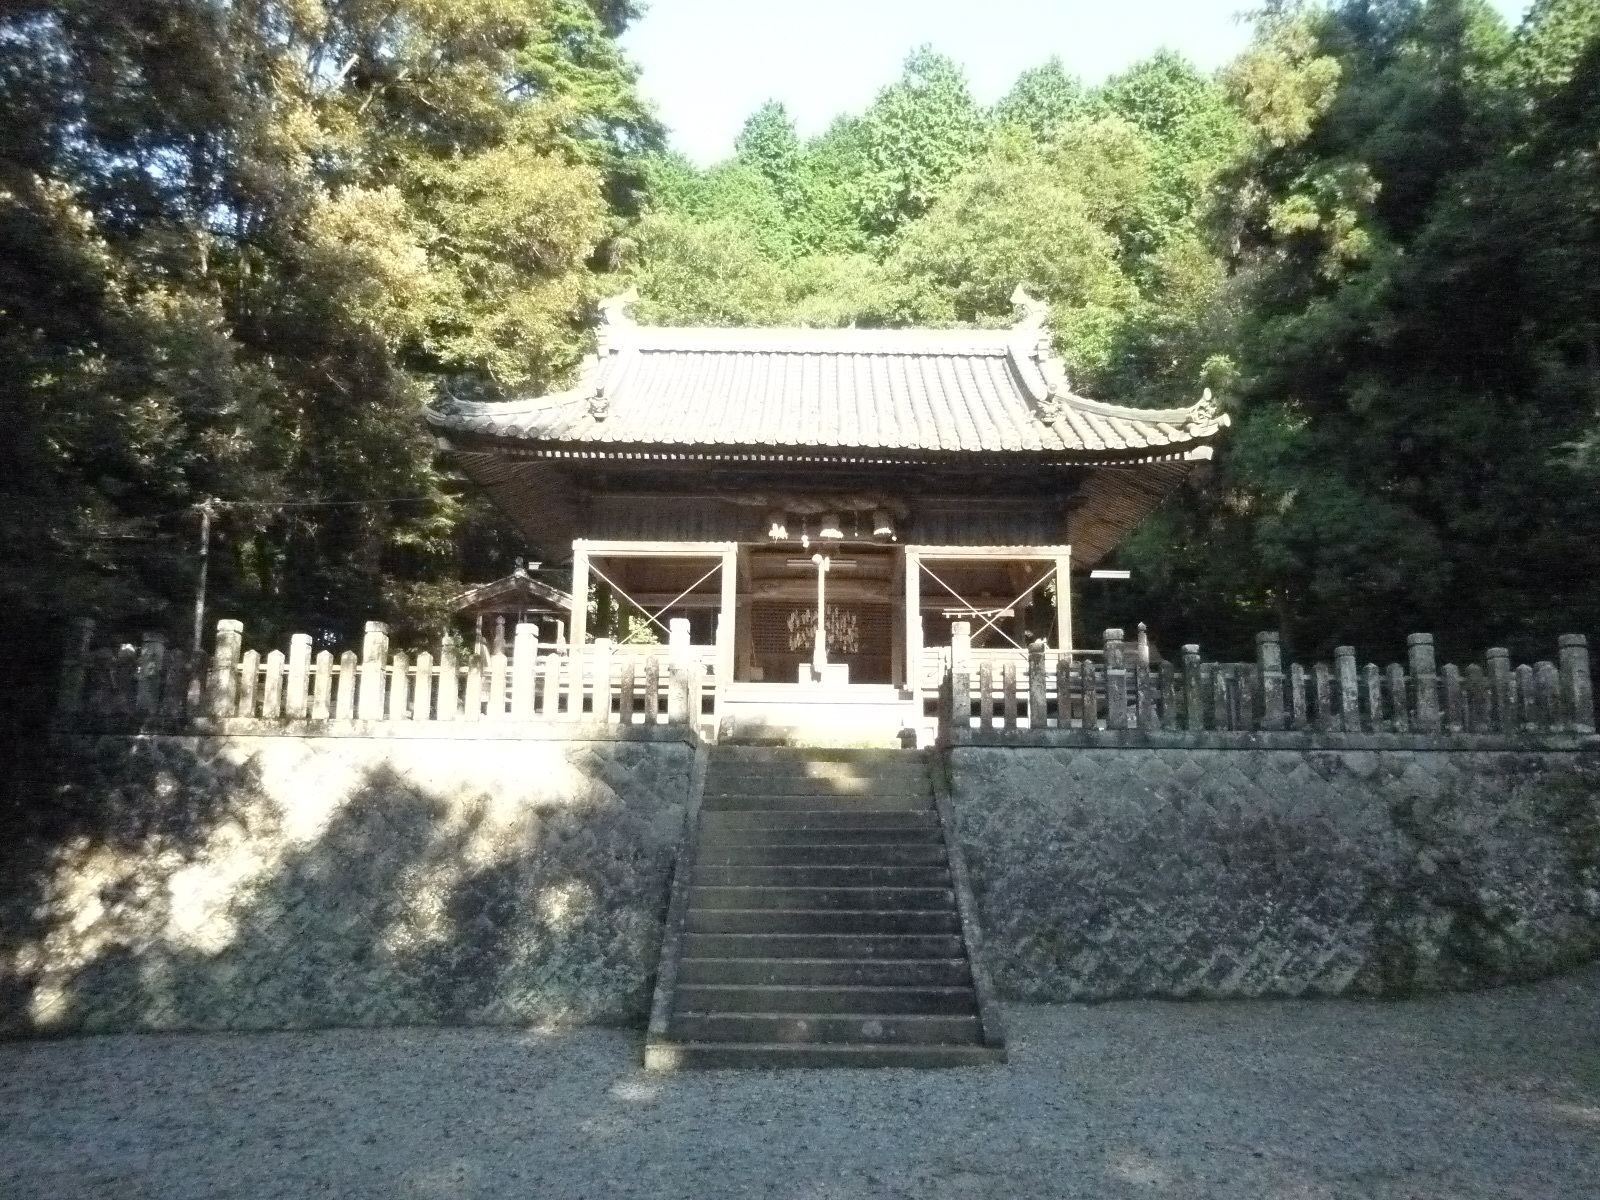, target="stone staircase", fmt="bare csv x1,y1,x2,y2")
645,747,1006,1068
